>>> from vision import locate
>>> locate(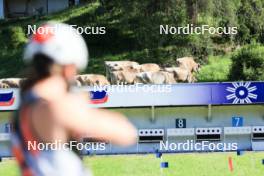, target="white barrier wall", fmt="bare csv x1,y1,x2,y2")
0,105,264,156
107,105,264,154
